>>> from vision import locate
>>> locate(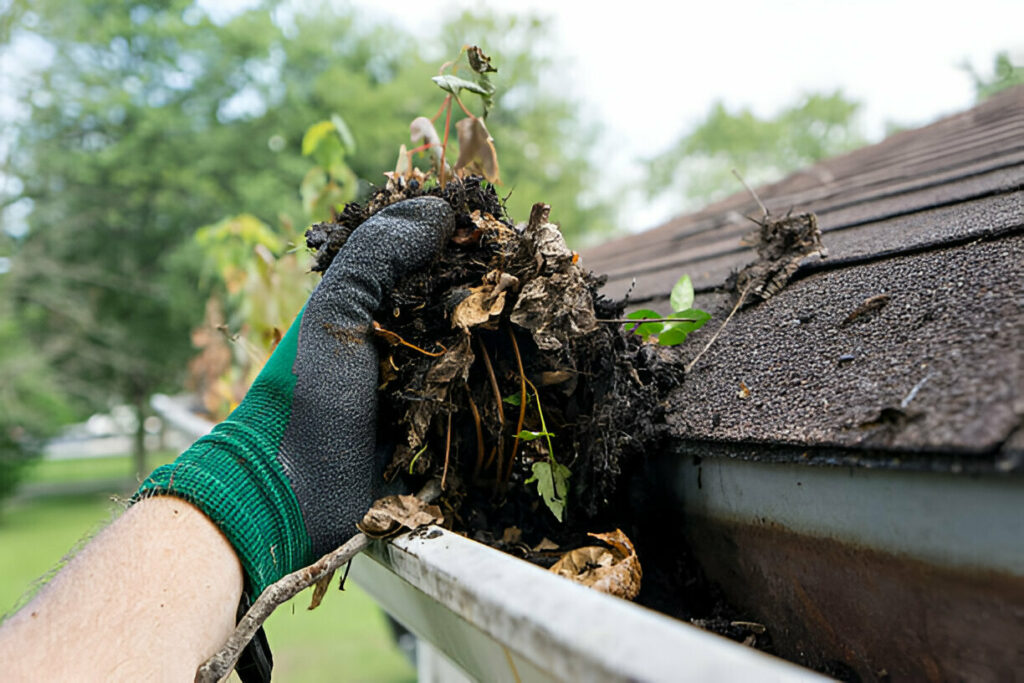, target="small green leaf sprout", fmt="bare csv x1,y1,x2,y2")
506,379,570,522
624,275,711,346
